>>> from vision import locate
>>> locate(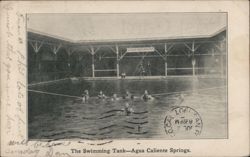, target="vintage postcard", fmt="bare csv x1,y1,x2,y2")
1,1,249,157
